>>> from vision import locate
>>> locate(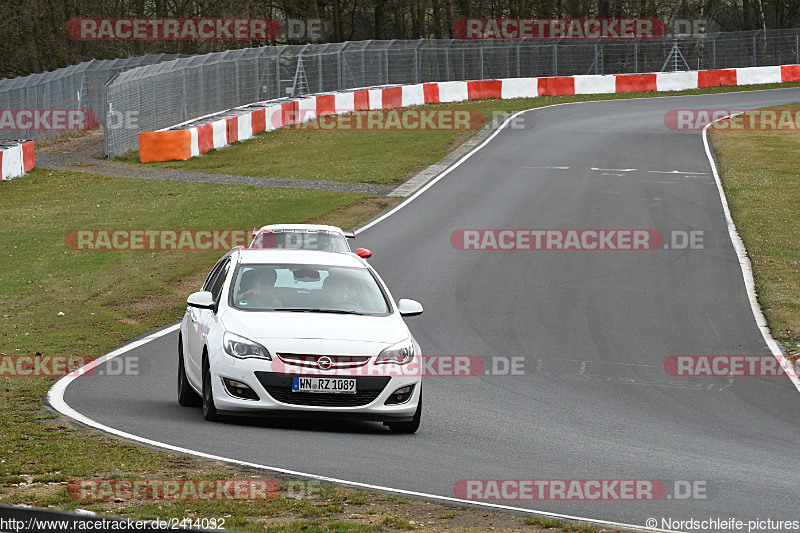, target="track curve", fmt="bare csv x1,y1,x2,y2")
53,88,800,531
